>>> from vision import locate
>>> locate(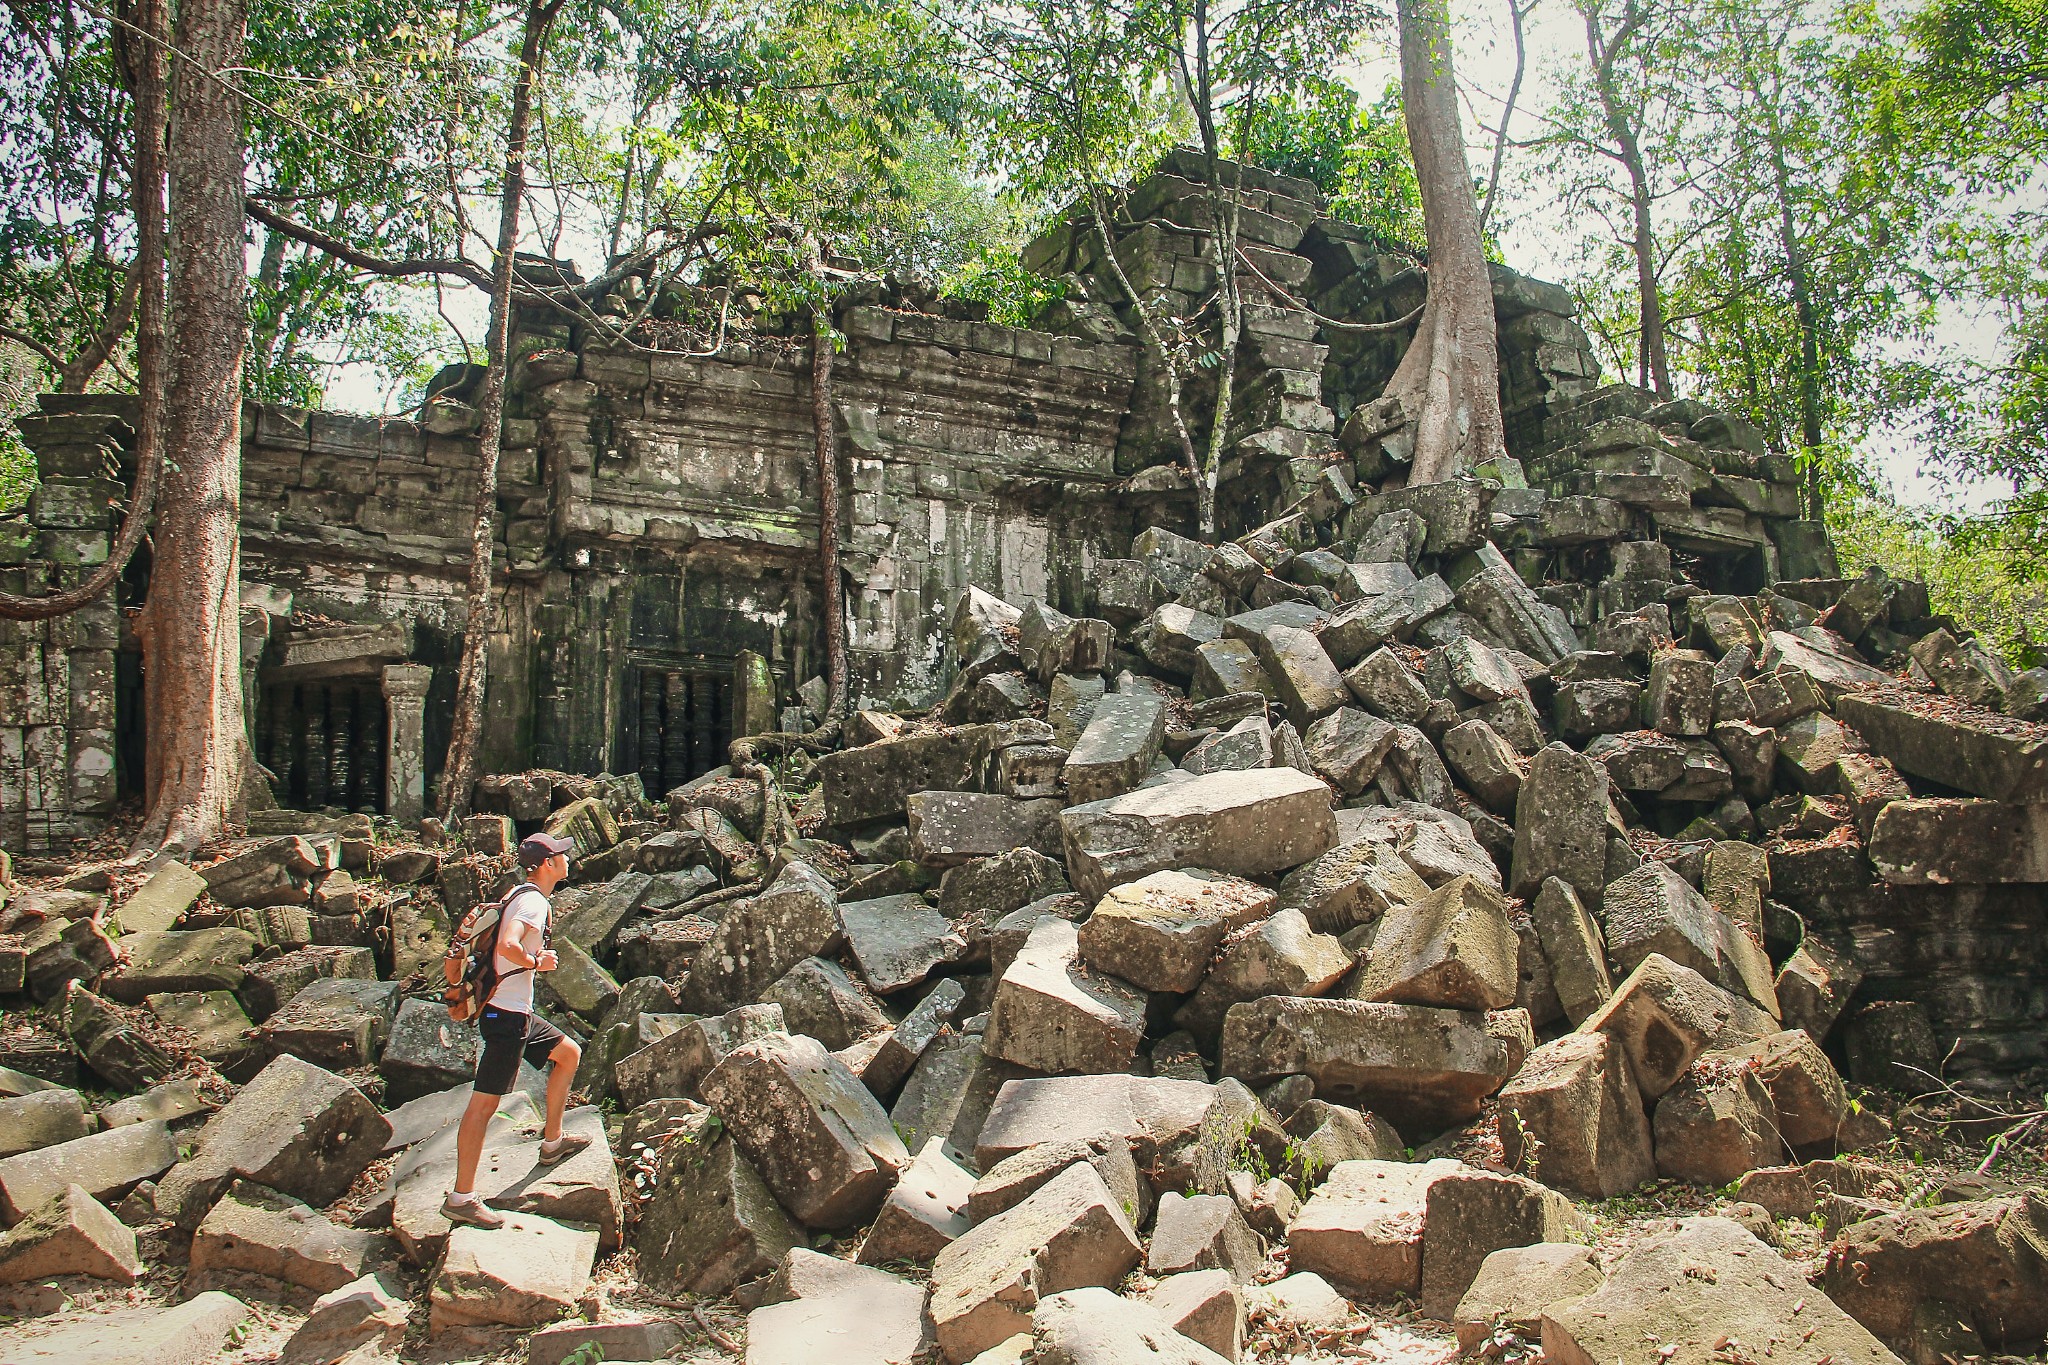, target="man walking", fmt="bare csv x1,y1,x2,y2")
443,831,591,1228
